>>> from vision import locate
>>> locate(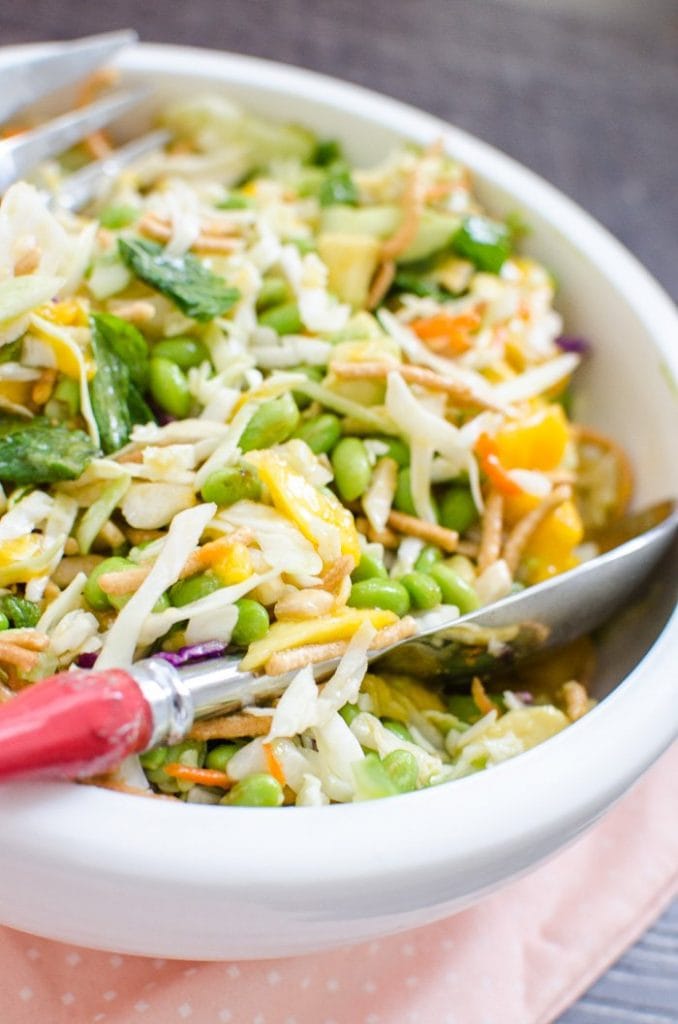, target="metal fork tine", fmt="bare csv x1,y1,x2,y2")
0,86,149,193
57,129,170,212
0,30,137,125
